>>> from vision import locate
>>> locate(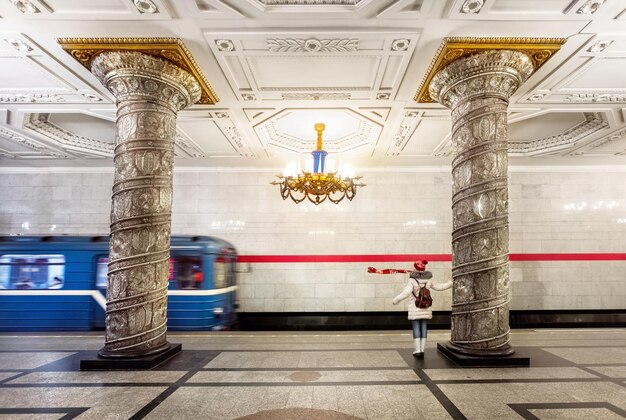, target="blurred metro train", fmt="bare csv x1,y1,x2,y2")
0,235,238,331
